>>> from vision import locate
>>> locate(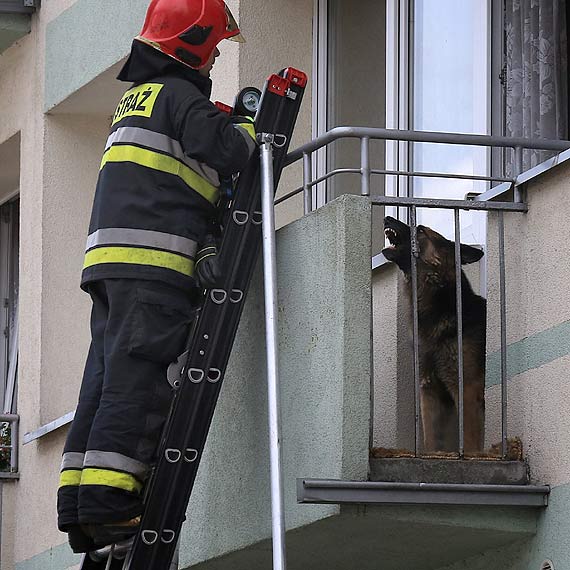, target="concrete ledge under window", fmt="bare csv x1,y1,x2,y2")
0,471,19,480
23,410,74,444
0,13,30,53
